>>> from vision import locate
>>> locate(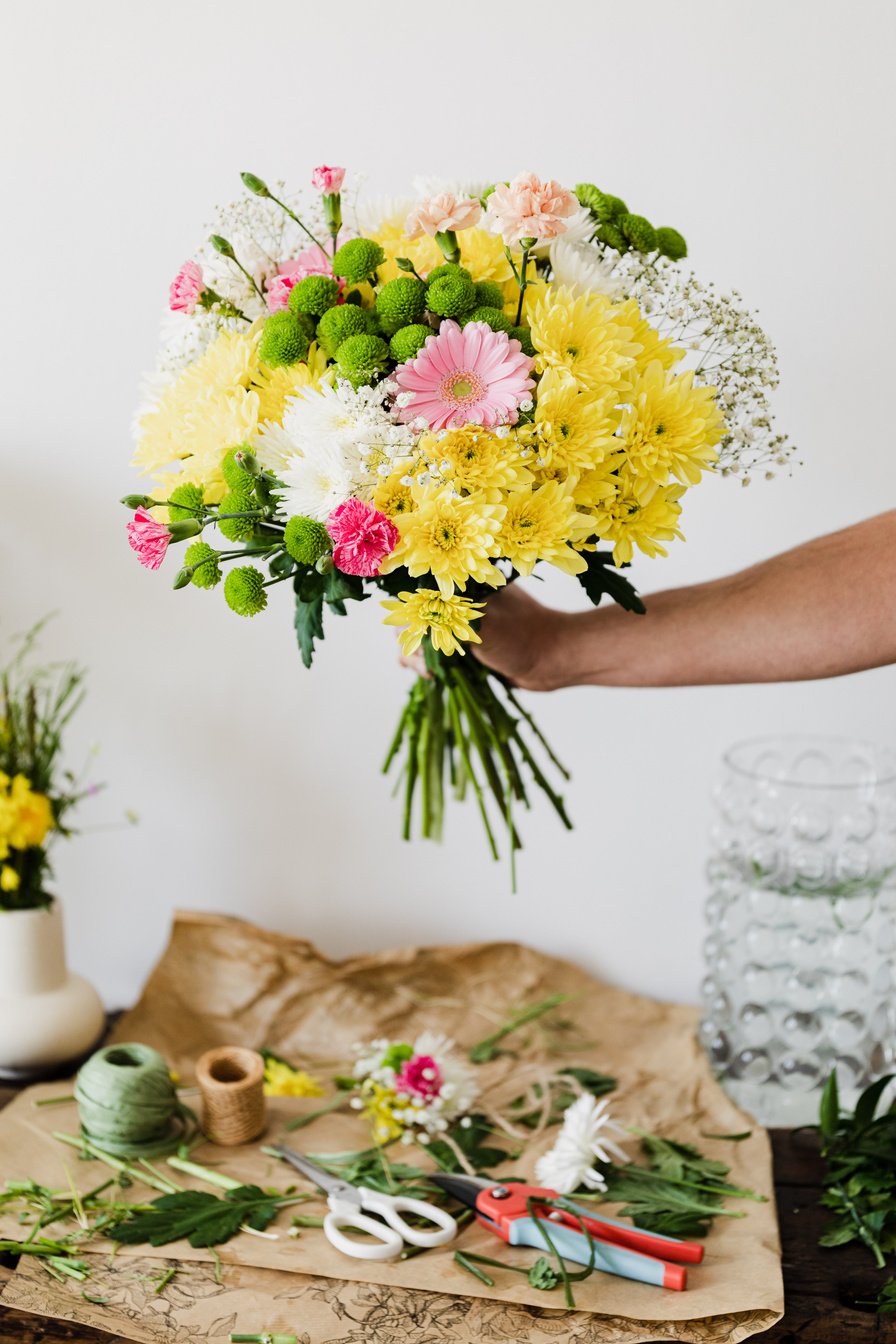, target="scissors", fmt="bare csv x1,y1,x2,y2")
268,1144,458,1262
428,1174,704,1291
